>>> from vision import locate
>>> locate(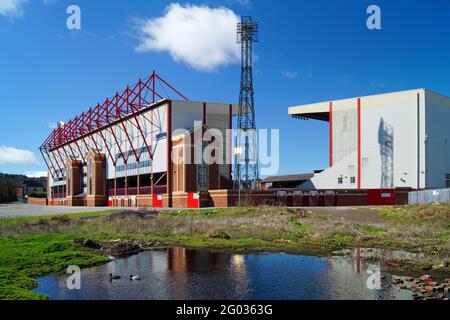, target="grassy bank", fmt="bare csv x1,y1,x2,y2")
0,204,449,299
0,234,110,300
